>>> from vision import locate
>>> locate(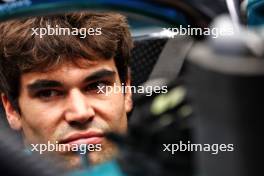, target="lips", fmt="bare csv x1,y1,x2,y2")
60,131,104,145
